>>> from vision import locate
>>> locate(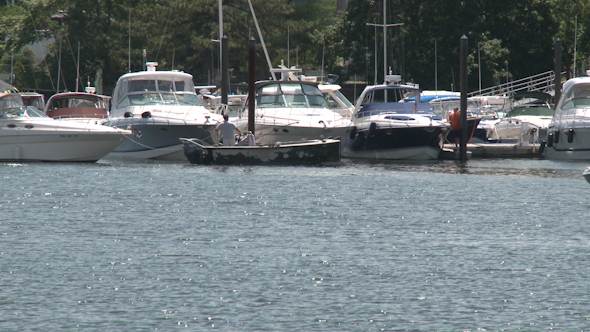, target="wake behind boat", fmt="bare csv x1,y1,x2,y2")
181,136,340,166
0,93,130,162
104,62,223,160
